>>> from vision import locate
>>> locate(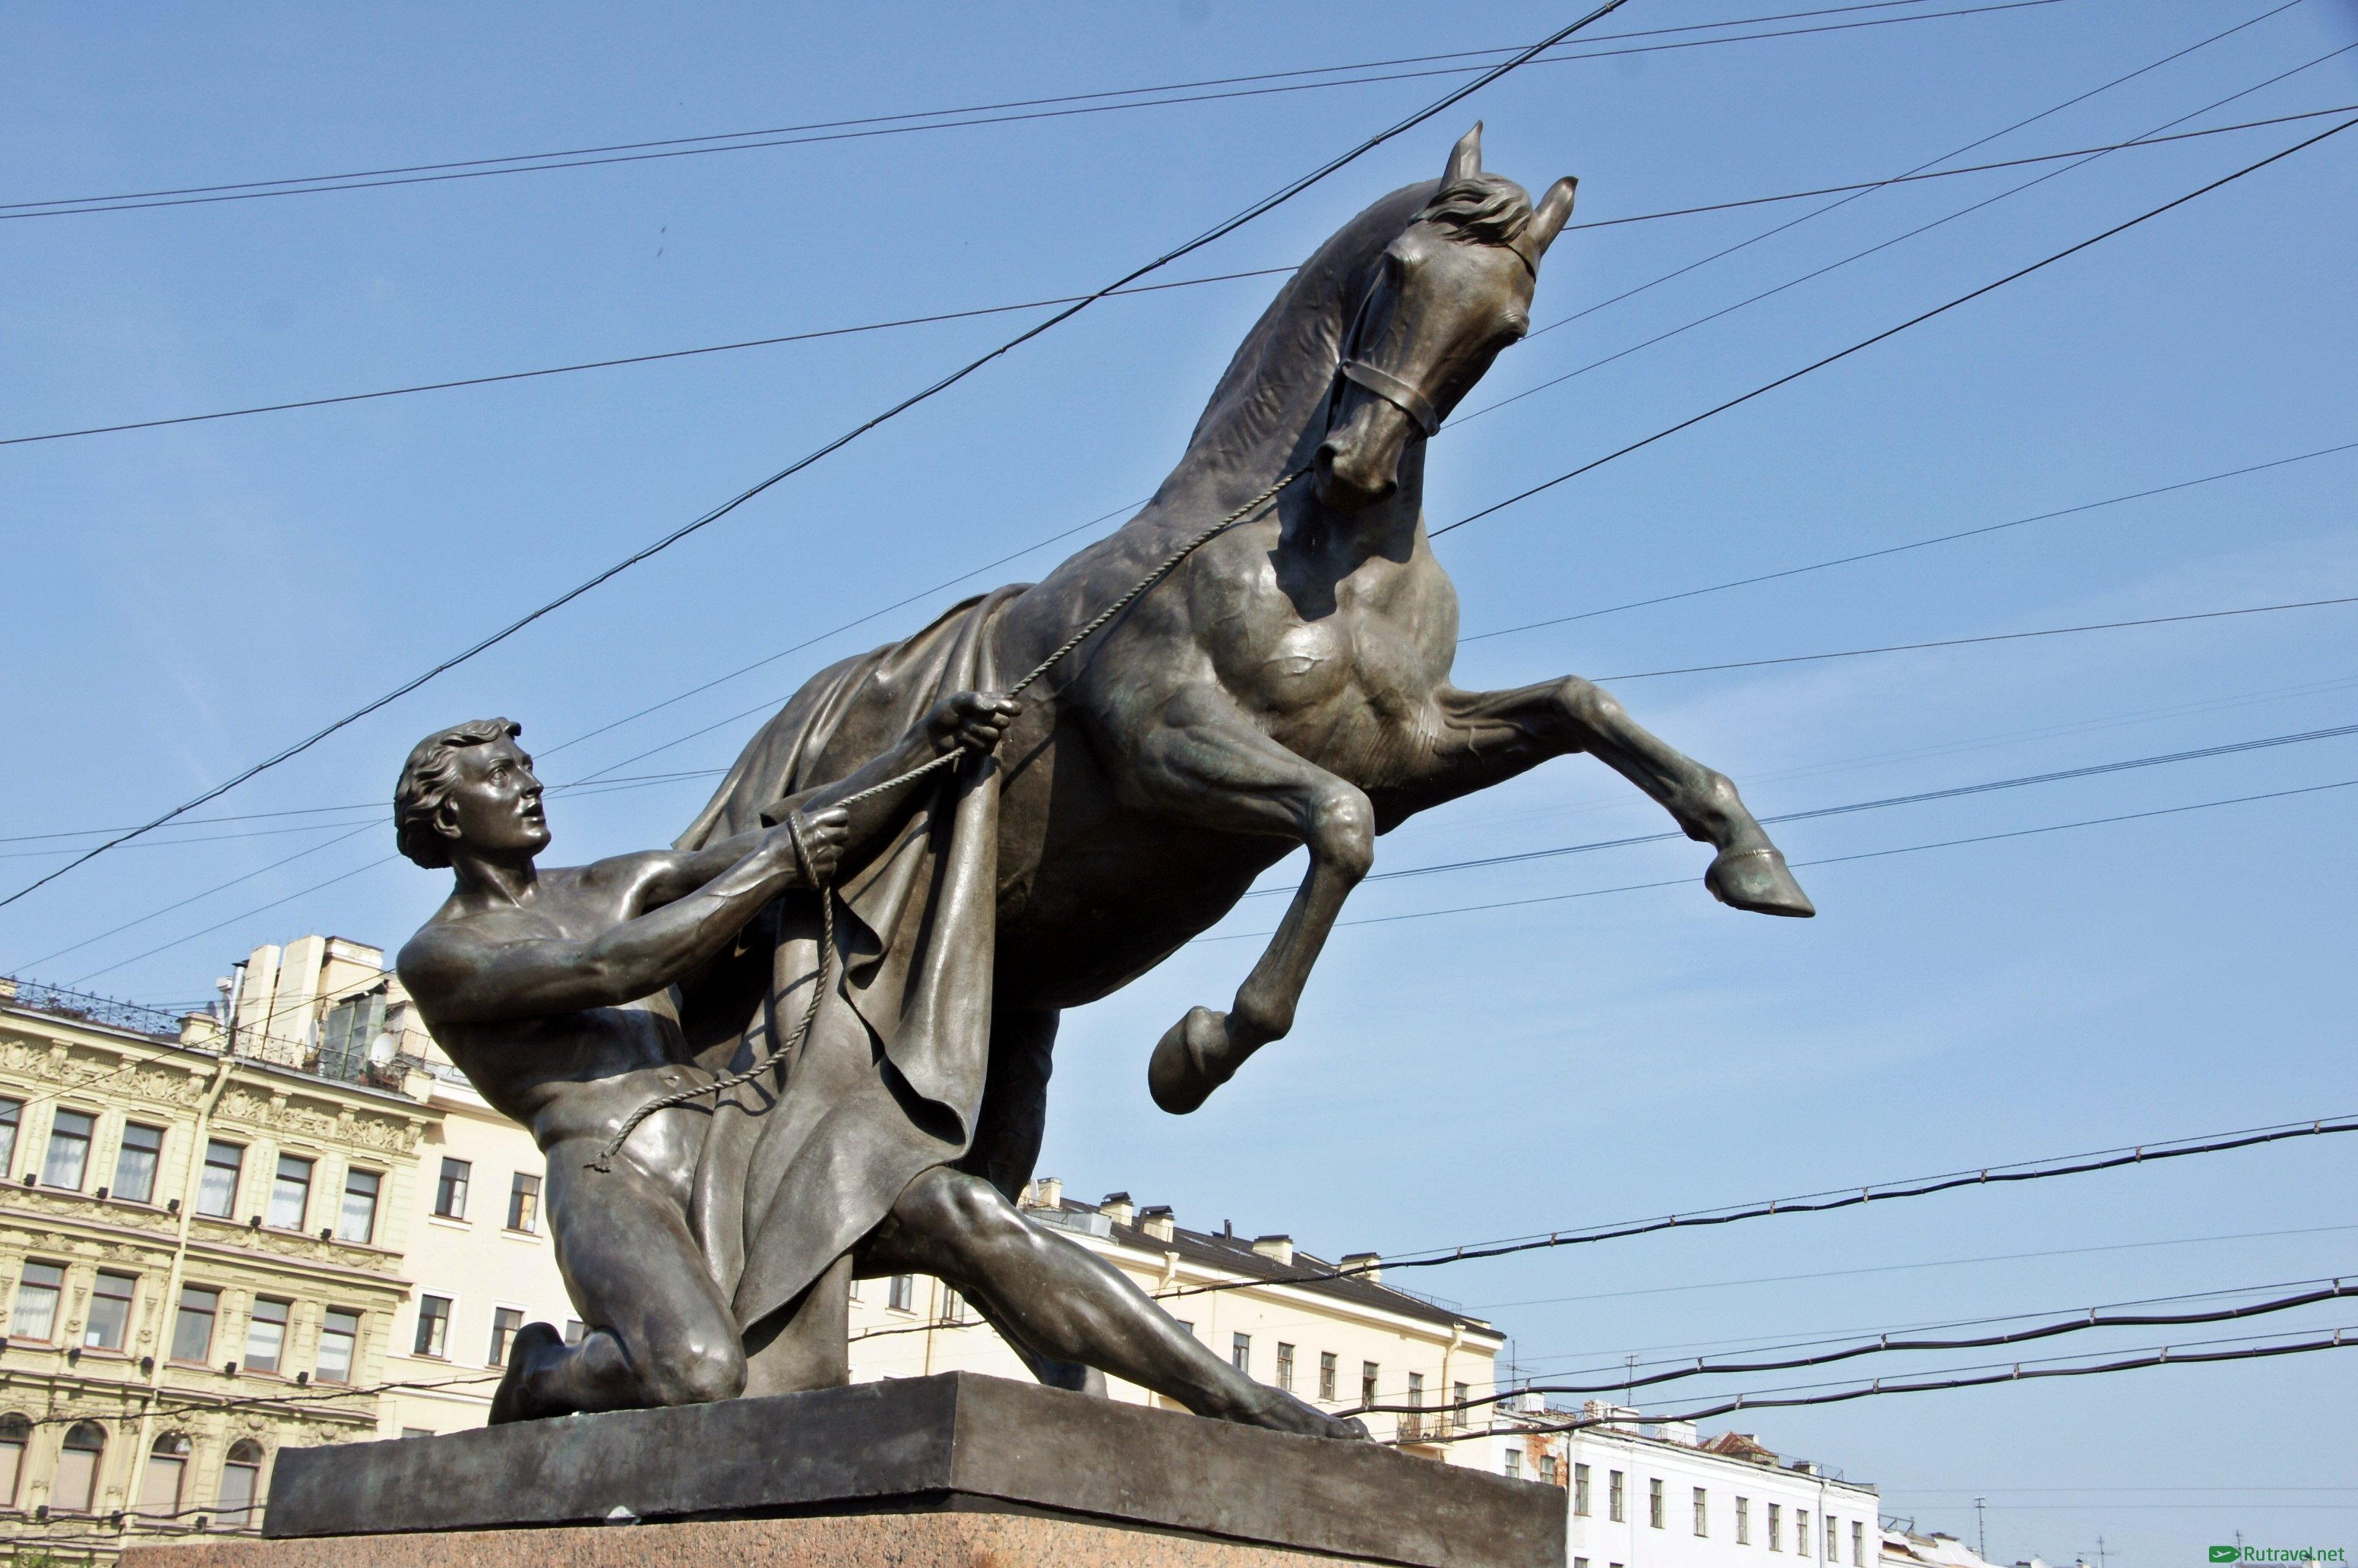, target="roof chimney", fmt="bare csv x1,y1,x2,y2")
1250,1234,1294,1266
1035,1176,1063,1209
1098,1192,1135,1226
1340,1251,1382,1282
1139,1204,1176,1241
